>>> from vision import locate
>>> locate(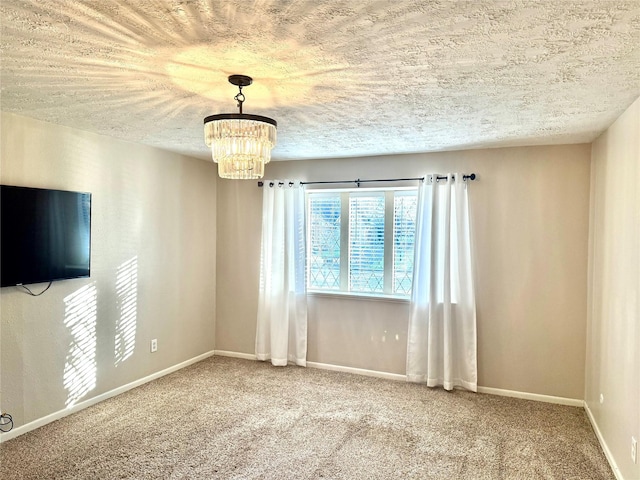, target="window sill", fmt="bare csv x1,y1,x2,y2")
307,290,410,304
